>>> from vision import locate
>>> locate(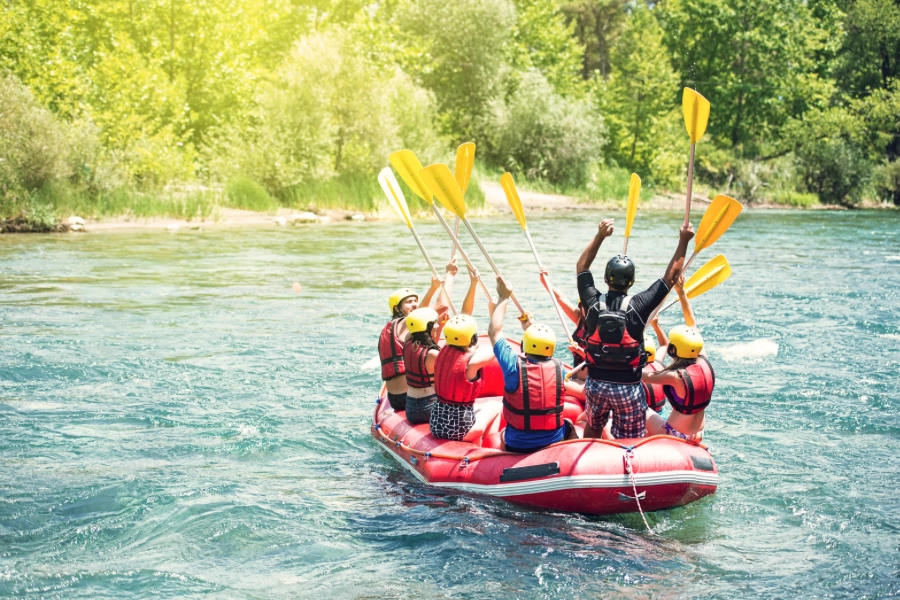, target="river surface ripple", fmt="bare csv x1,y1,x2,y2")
0,210,898,598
